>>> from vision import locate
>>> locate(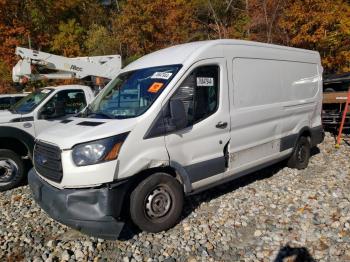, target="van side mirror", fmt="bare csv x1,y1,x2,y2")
169,99,187,130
